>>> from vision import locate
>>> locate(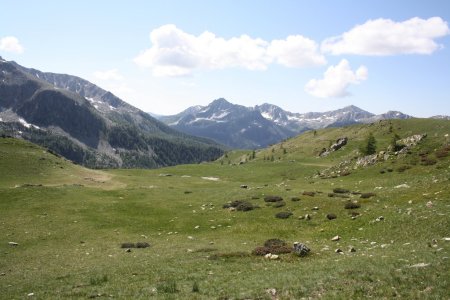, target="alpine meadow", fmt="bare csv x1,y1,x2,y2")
1,1,450,299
